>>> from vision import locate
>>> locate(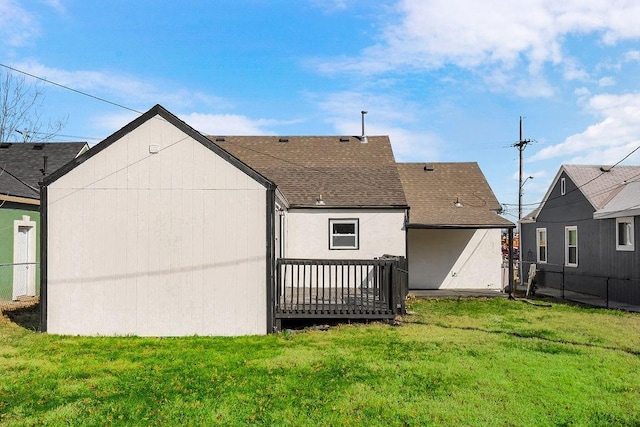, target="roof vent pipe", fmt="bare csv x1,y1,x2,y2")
360,110,368,143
